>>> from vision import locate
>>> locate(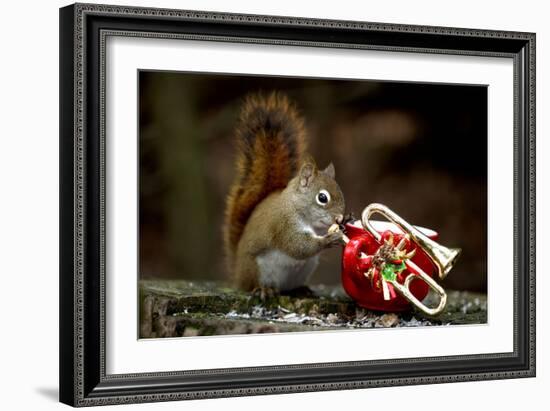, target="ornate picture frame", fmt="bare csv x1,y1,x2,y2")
59,3,535,406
